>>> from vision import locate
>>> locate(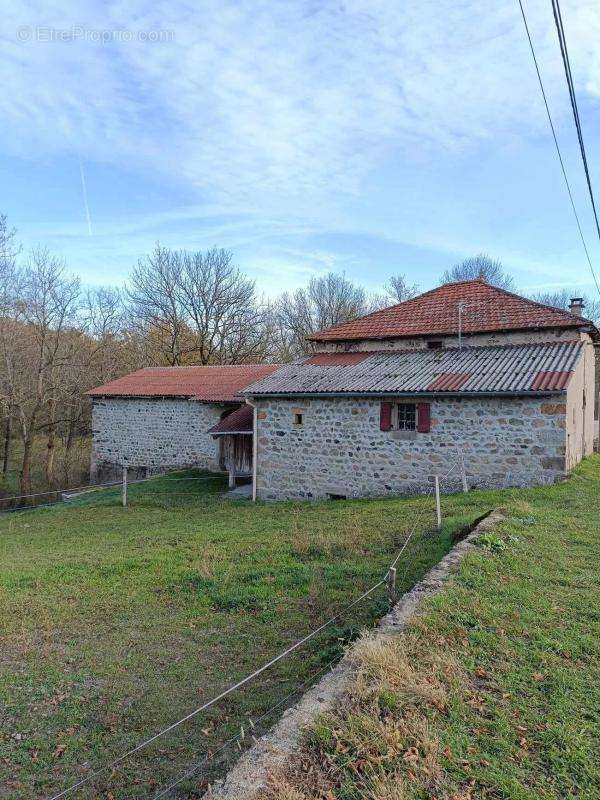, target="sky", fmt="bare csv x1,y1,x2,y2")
1,0,600,299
